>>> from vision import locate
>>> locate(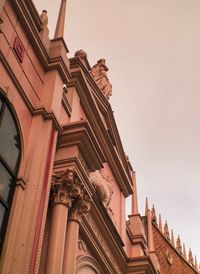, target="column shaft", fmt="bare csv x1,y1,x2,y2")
45,204,68,274
62,219,79,274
